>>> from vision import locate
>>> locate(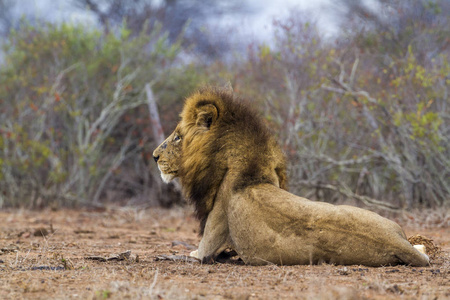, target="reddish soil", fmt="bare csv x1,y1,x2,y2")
0,208,448,299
